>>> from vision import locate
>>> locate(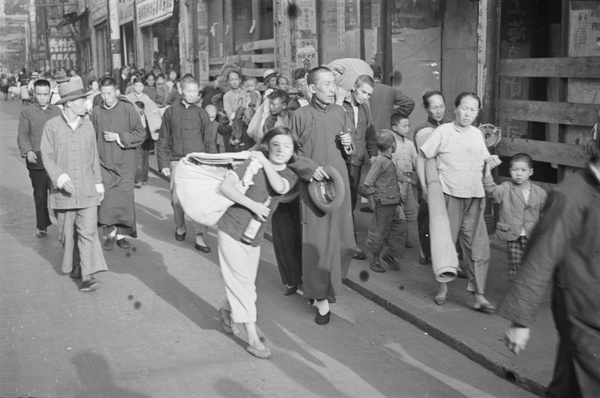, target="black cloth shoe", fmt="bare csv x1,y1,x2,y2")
284,286,298,296
195,243,211,253
116,238,131,249
419,252,430,265
69,264,82,280
360,206,373,213
103,236,115,251
315,311,331,325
